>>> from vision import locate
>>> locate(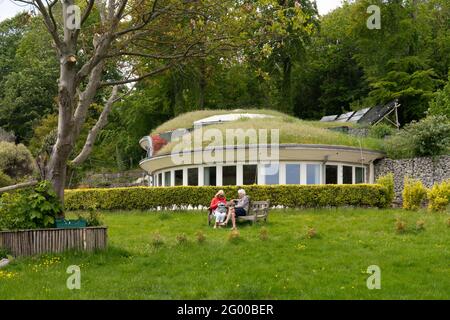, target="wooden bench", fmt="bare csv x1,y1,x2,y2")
208,198,270,226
